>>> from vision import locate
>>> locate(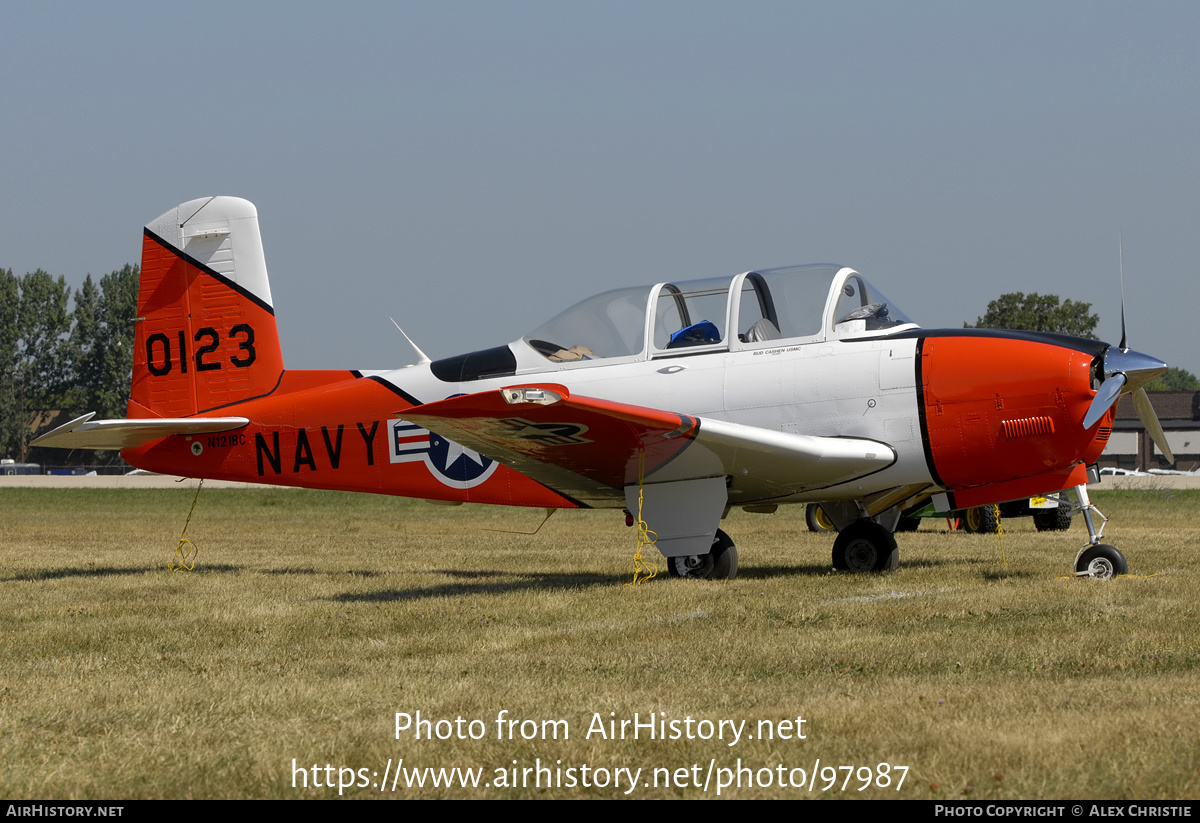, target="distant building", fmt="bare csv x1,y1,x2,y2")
1100,391,1199,472
1,459,41,475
